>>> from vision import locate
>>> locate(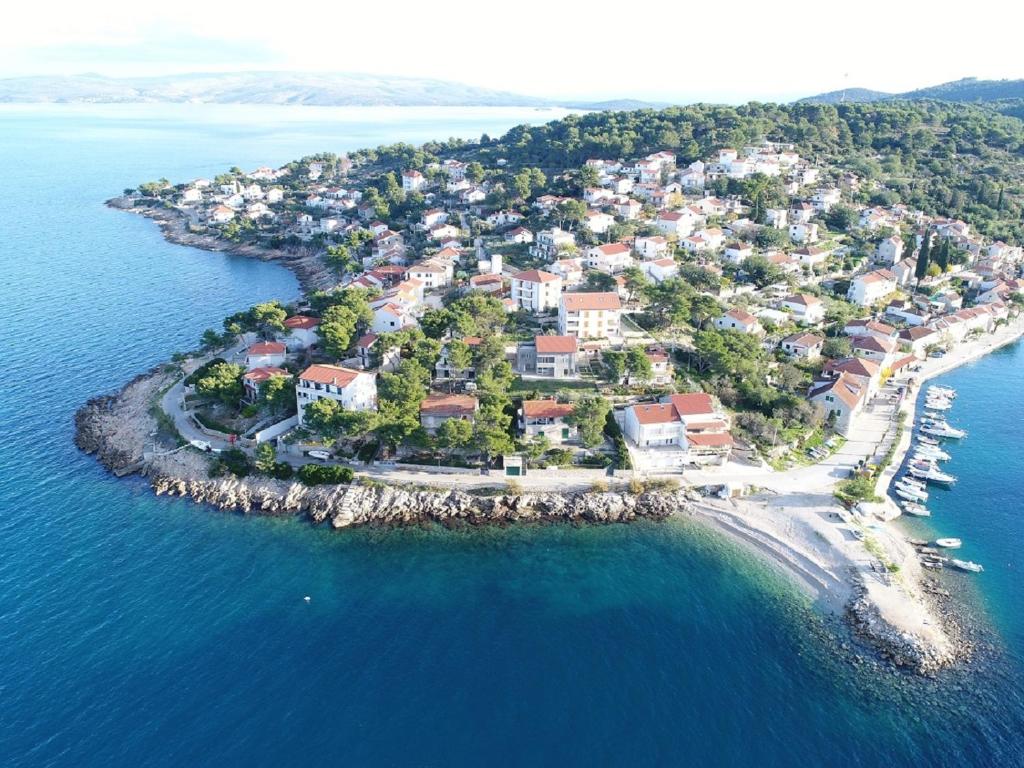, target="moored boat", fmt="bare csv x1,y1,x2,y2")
901,501,930,517
935,537,962,549
928,386,956,399
951,559,984,573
